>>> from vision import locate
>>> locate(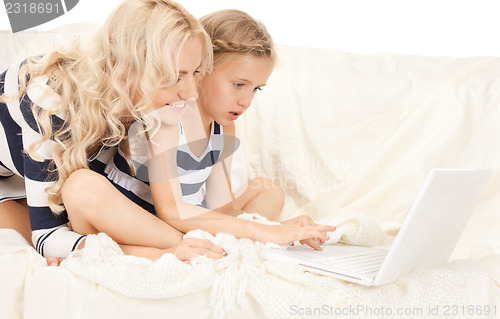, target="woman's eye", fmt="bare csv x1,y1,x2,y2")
253,87,263,92
233,83,244,88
